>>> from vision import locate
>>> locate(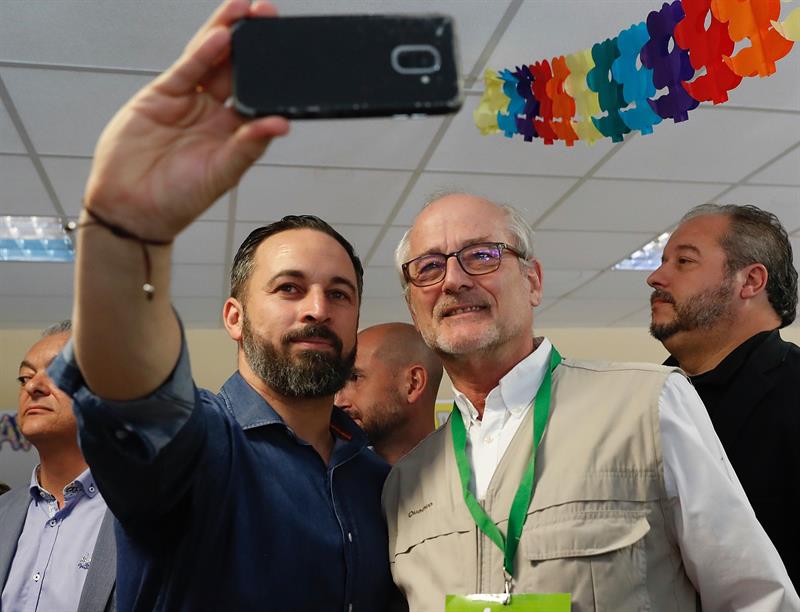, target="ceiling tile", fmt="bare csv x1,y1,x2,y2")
724,52,800,112
2,69,152,156
237,167,412,225
747,145,800,186
394,172,577,225
260,114,444,170
539,178,727,232
41,158,229,221
534,230,655,271
570,270,652,300
485,2,657,73
366,226,410,267
609,305,653,328
0,104,25,154
0,262,74,296
536,297,645,327
540,269,598,300
0,2,217,70
722,185,800,233
0,295,74,327
428,95,616,175
363,266,404,299
174,222,228,265
0,155,56,215
596,107,800,182
171,265,226,298
172,297,225,327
